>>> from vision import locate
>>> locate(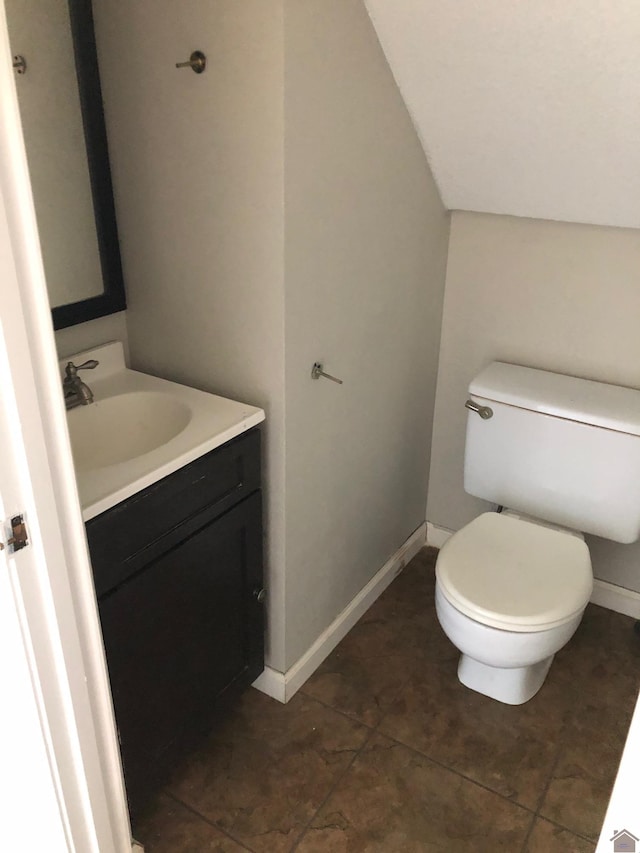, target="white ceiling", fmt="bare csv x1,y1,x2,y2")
364,1,640,229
